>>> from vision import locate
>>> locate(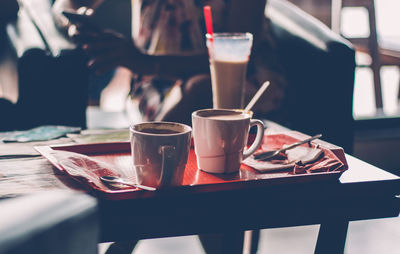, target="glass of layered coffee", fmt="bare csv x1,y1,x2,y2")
206,33,253,109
